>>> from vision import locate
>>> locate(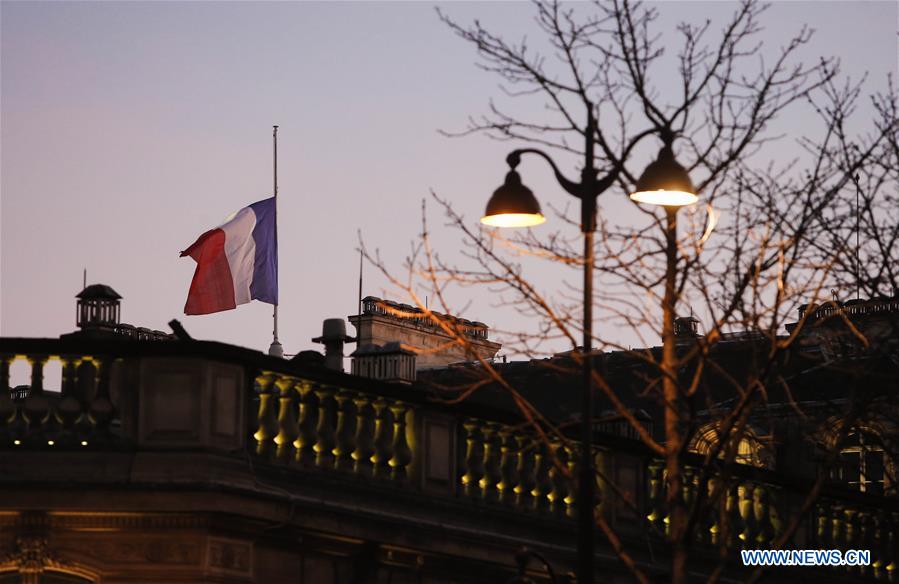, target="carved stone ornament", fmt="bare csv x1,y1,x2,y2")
13,535,56,574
